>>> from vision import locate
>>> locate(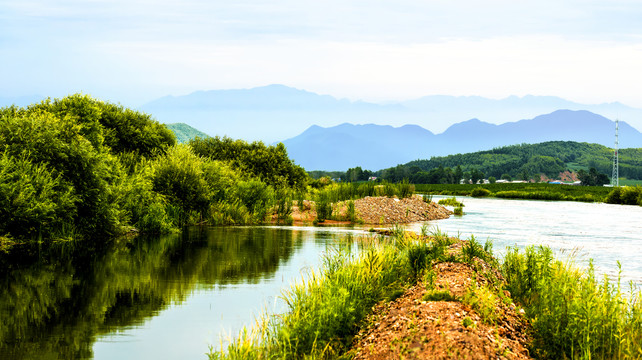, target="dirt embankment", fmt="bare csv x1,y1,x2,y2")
353,196,452,224
289,195,452,225
349,241,532,360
